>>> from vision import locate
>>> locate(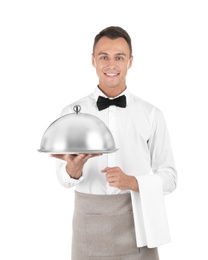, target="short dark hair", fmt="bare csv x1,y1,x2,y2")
93,26,132,57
